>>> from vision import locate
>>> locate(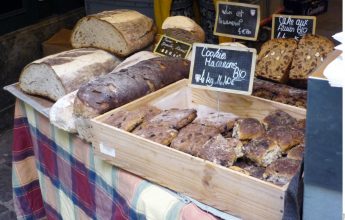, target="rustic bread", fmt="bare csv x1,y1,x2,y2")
263,110,297,130
267,126,304,152
197,134,237,167
133,124,178,146
255,38,297,83
103,106,162,132
252,78,307,108
243,137,282,167
289,35,334,81
74,57,190,119
232,118,265,140
162,16,205,44
71,10,156,57
263,158,301,185
112,51,158,72
227,138,244,158
19,48,121,101
49,91,78,133
287,144,305,161
193,111,237,133
233,159,265,179
170,123,220,156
